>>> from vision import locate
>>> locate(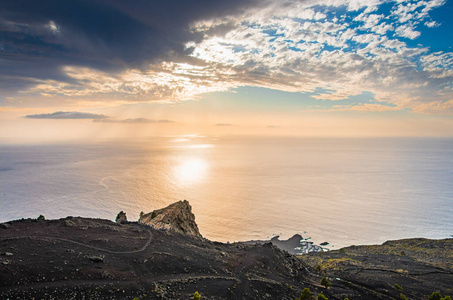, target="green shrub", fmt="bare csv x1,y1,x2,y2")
321,277,332,288
339,248,346,254
394,284,403,291
151,210,157,219
298,287,313,300
317,293,328,300
400,293,408,300
430,292,442,300
37,214,45,220
442,296,452,300
193,291,201,300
